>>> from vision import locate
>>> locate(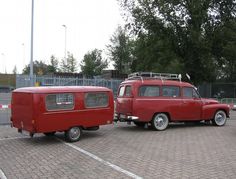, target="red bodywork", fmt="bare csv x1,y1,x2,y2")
11,86,114,134
116,79,230,122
